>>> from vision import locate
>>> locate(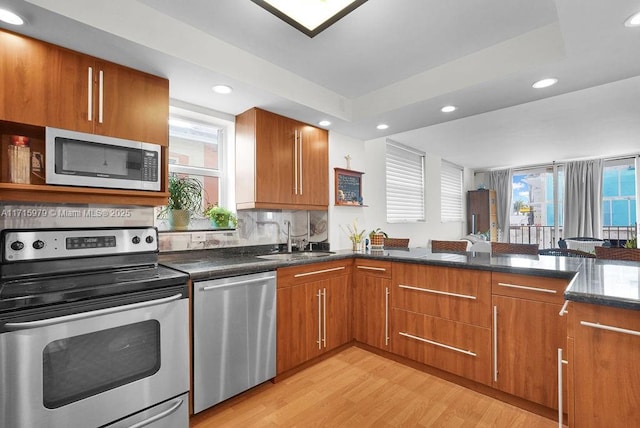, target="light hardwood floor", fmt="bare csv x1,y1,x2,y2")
190,346,556,427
